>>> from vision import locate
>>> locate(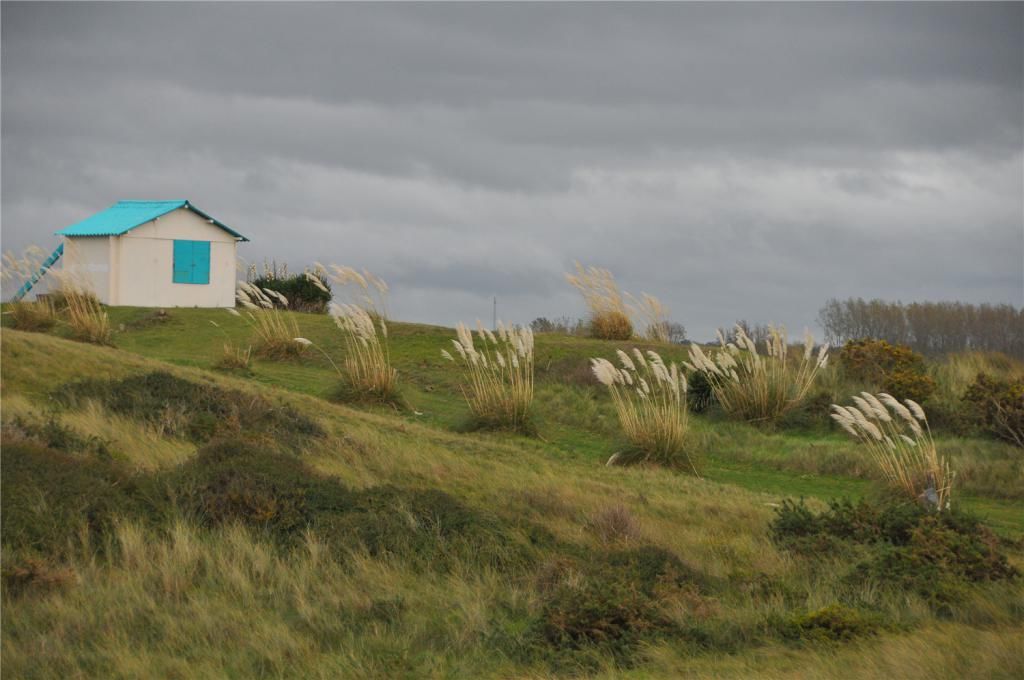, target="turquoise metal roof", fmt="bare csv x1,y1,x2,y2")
55,200,249,241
